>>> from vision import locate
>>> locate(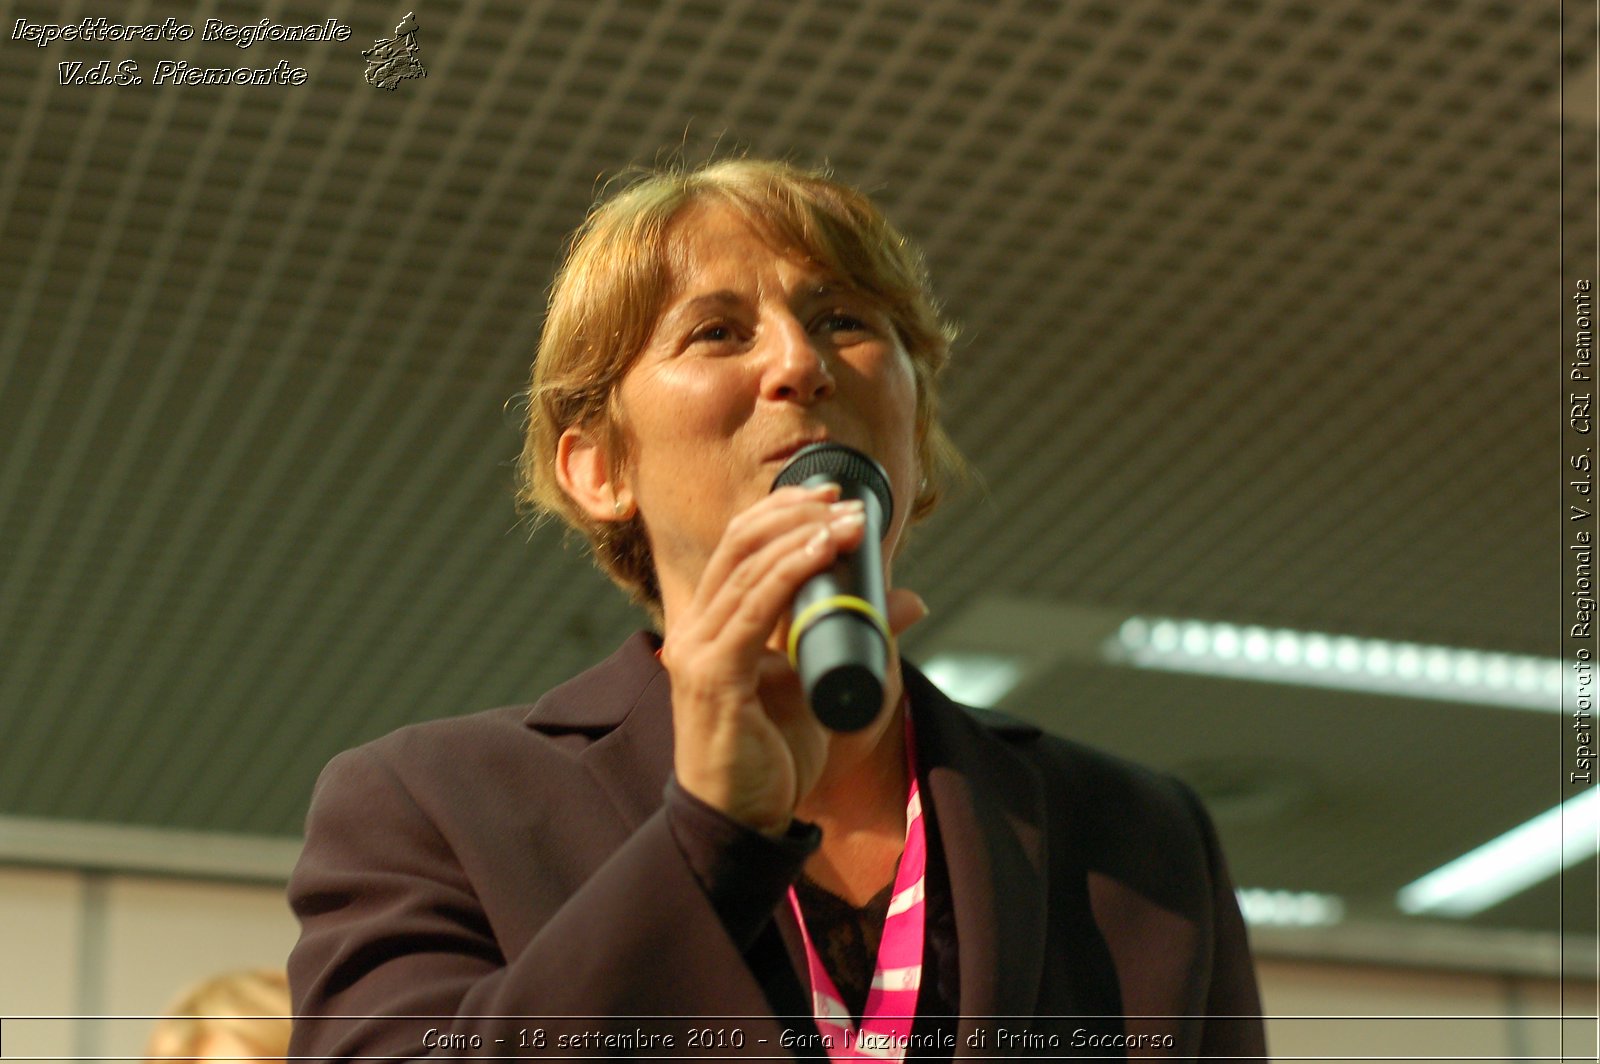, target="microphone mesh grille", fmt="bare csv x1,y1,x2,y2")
770,442,894,526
